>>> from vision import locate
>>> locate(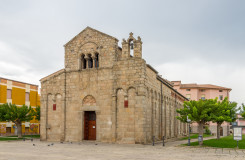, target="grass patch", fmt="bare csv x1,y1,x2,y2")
8,135,40,138
0,135,40,141
186,135,245,149
0,137,23,141
181,134,212,140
